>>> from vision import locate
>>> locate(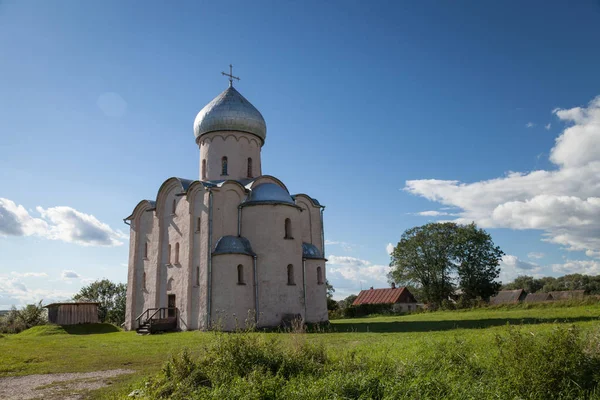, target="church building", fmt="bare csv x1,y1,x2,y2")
124,70,328,332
